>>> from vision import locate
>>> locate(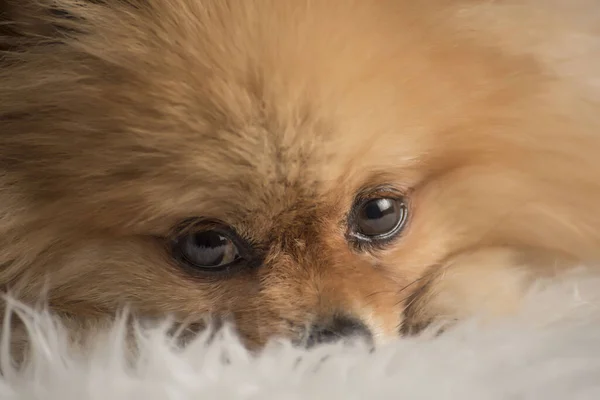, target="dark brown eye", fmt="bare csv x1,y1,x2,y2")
175,230,240,270
354,197,407,239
